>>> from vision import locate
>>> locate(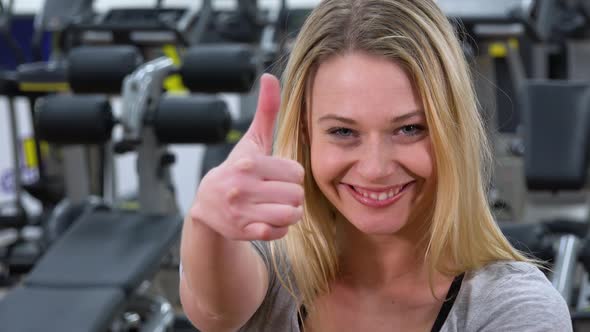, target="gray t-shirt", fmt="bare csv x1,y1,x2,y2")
240,241,572,331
